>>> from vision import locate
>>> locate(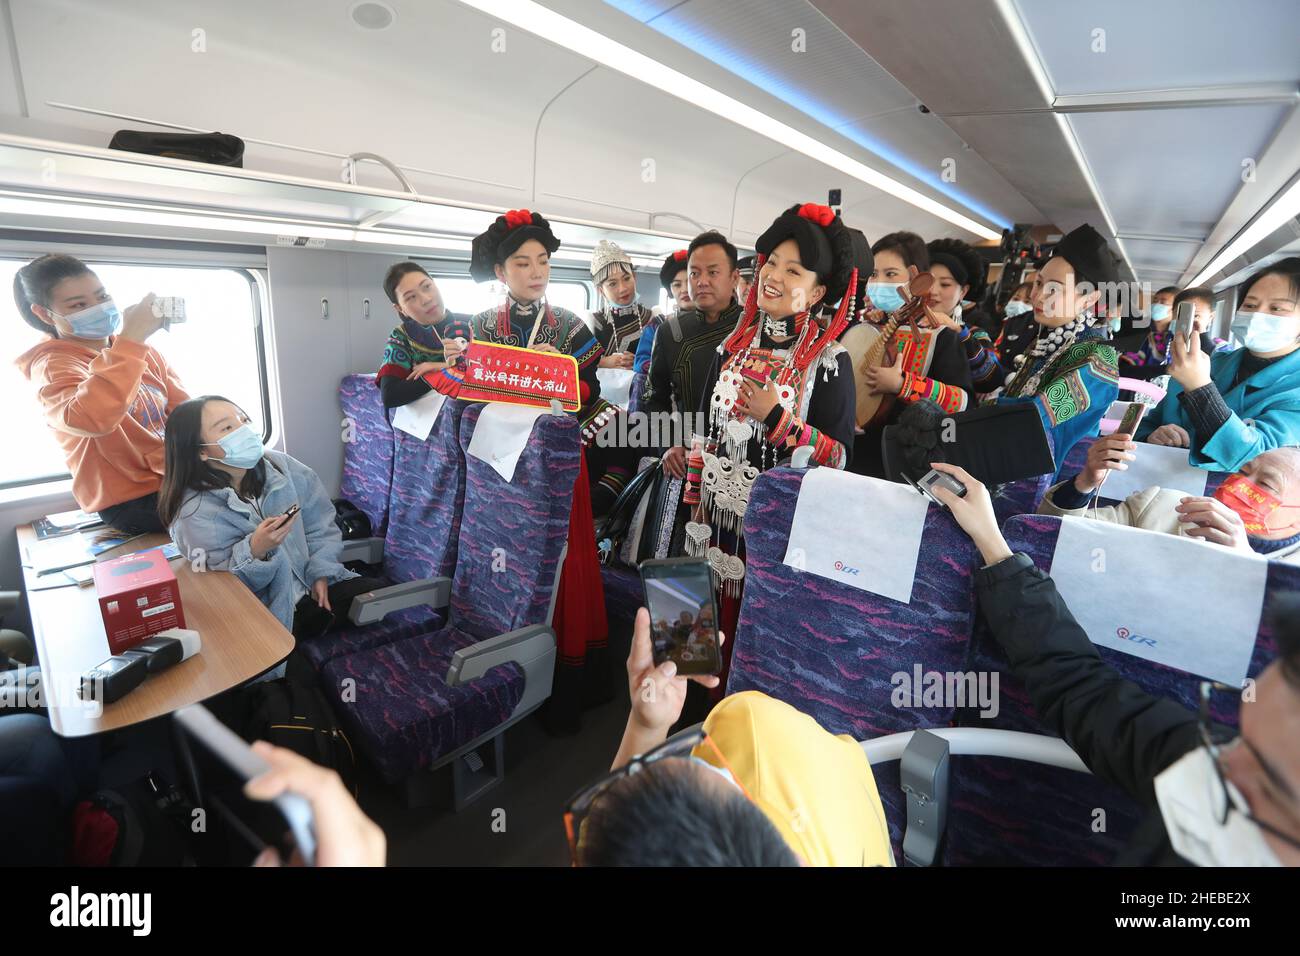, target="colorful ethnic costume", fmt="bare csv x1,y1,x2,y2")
589,239,657,413
374,314,470,409
467,209,614,732
629,249,690,413
848,318,973,478
989,320,1120,465
639,300,743,558
683,203,860,691
956,224,1122,466
840,231,974,478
